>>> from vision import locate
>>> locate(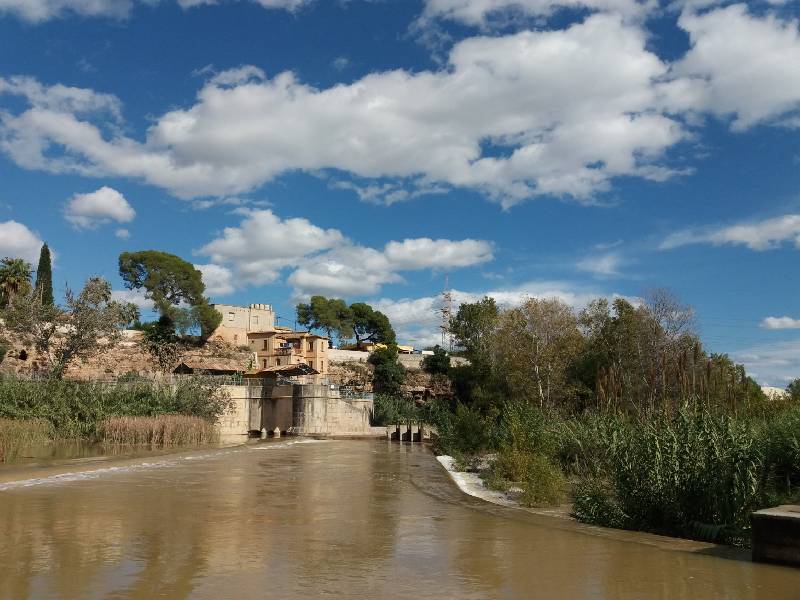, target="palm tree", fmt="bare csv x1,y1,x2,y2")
0,257,33,308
